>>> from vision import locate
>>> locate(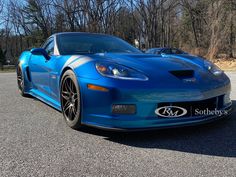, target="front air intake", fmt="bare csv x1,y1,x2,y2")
112,104,136,115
